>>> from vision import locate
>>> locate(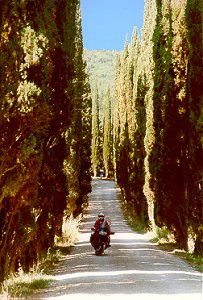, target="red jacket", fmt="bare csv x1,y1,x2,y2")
94,219,110,233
